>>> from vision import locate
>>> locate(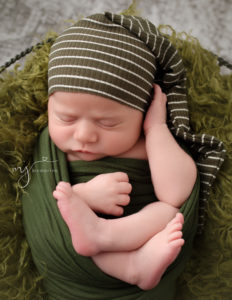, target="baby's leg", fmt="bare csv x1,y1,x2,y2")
93,213,184,290
54,182,178,256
